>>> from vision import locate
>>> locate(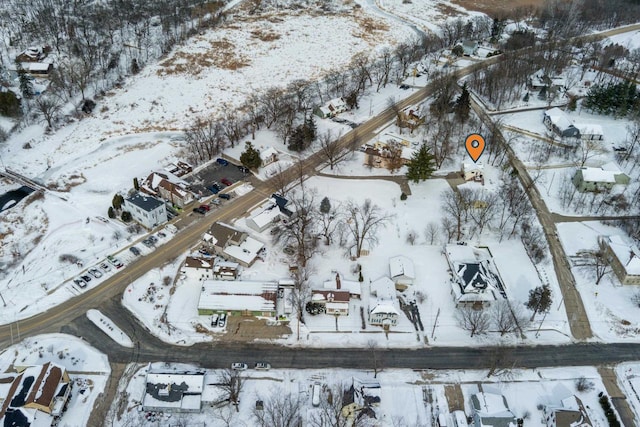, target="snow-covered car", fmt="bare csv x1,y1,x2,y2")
231,363,248,371
88,268,102,279
73,278,87,288
254,362,271,371
100,262,111,272
107,256,124,268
